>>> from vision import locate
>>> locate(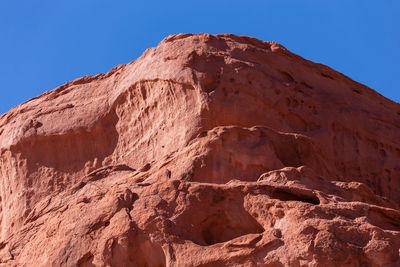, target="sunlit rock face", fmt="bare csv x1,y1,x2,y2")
0,33,399,266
